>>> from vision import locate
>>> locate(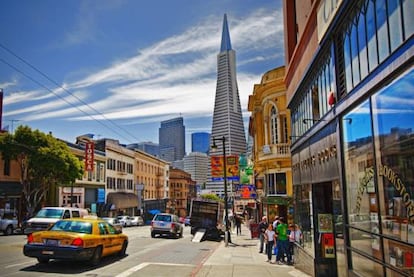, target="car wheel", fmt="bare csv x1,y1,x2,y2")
151,231,155,238
5,225,13,236
179,231,183,238
90,246,102,266
118,240,128,256
37,257,49,264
